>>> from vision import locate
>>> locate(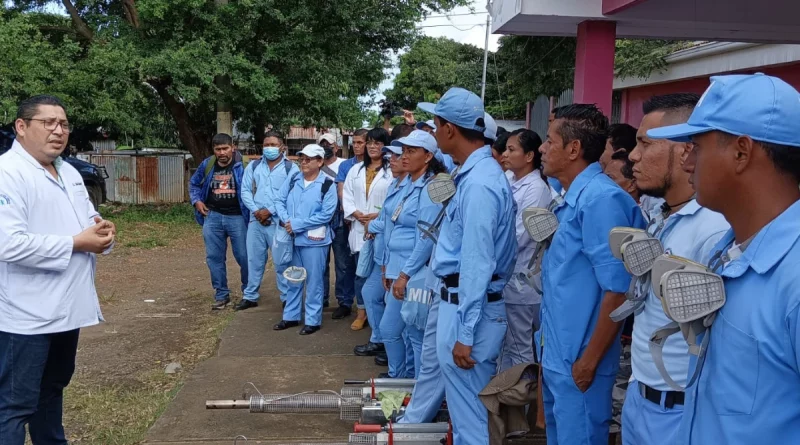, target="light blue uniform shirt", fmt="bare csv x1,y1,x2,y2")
681,200,800,445
631,200,729,391
539,162,646,377
241,156,299,222
431,147,517,346
369,176,409,266
274,172,338,247
385,174,441,280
